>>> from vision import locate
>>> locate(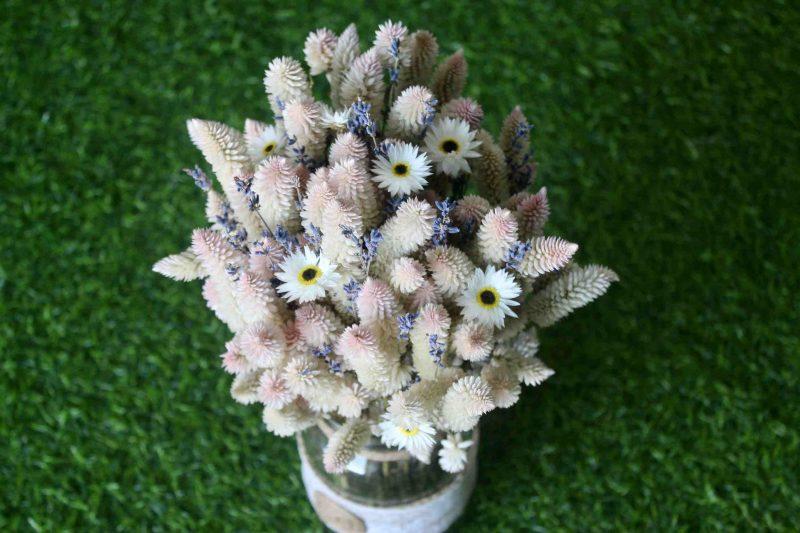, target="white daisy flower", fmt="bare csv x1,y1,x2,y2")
438,433,473,473
457,265,521,328
423,117,481,176
371,141,432,197
275,246,340,303
378,416,437,463
246,122,286,162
